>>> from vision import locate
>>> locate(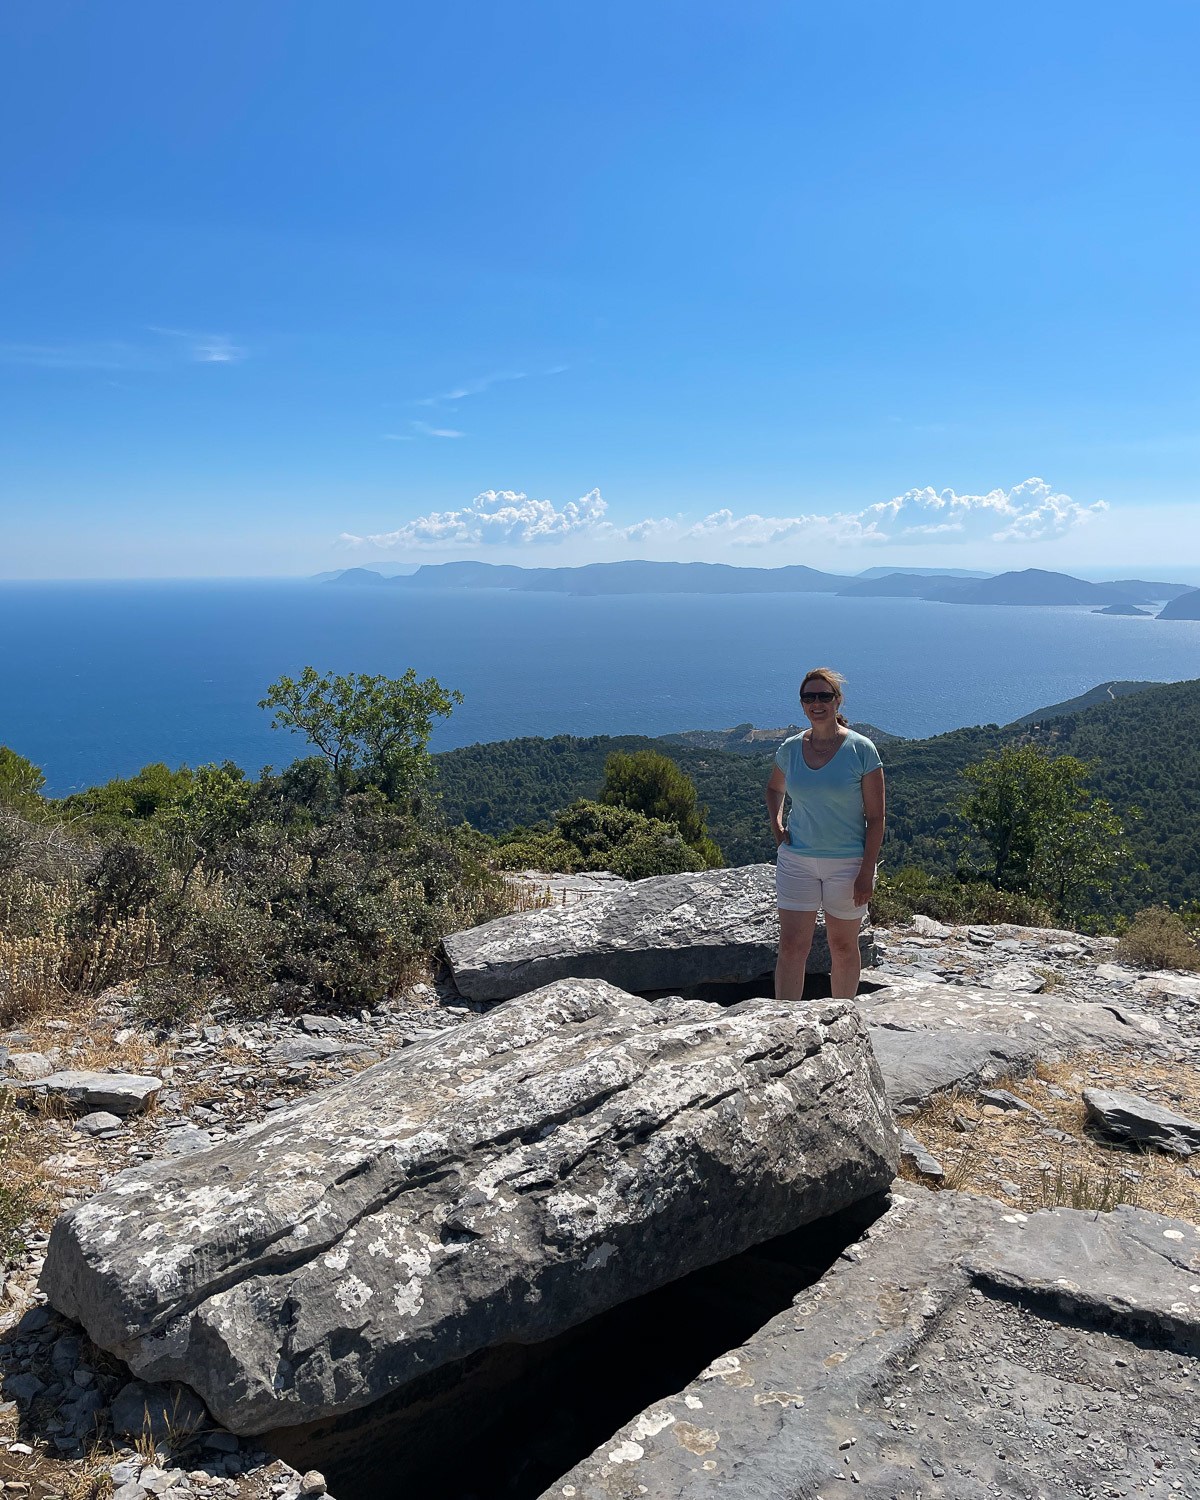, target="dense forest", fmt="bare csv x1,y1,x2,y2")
435,678,1200,910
